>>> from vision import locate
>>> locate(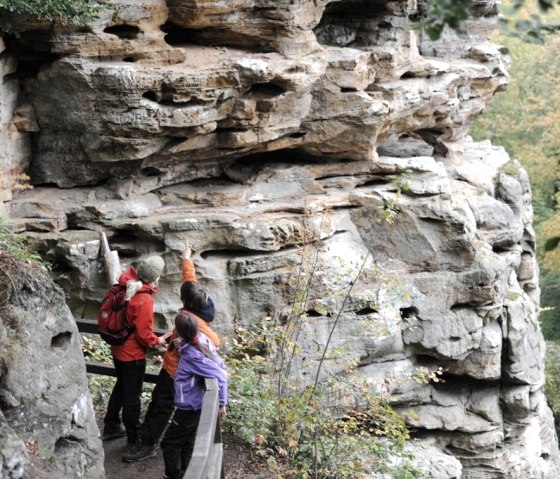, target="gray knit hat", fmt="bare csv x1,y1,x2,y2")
136,255,165,283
